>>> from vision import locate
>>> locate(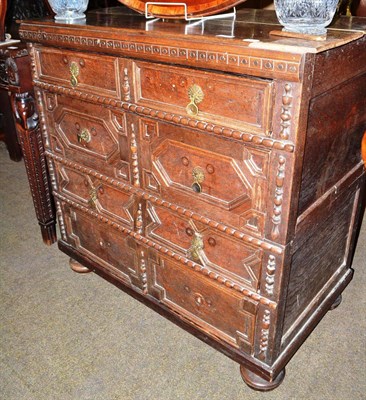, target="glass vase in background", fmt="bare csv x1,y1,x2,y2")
48,0,89,21
274,0,339,35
